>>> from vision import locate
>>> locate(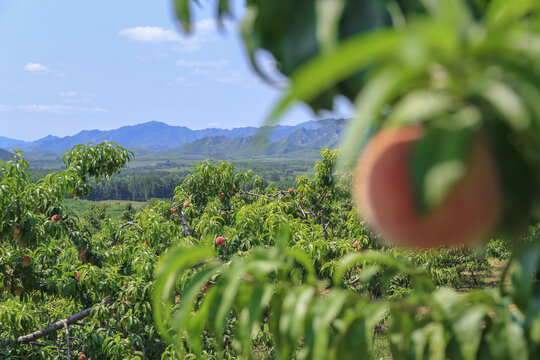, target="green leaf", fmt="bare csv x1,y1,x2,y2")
333,251,432,289
337,64,424,172
172,265,223,356
482,81,531,131
152,246,215,344
452,307,486,360
511,241,540,310
311,291,347,360
266,28,402,127
279,287,315,358
385,90,454,126
315,0,345,52
214,260,246,333
411,126,473,212
174,0,192,33
506,320,529,360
